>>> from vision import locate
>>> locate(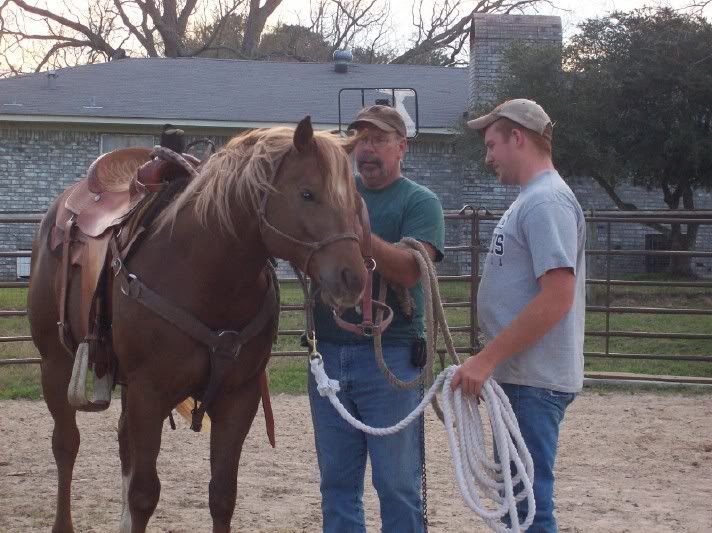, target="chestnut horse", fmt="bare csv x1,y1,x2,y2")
27,117,366,532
